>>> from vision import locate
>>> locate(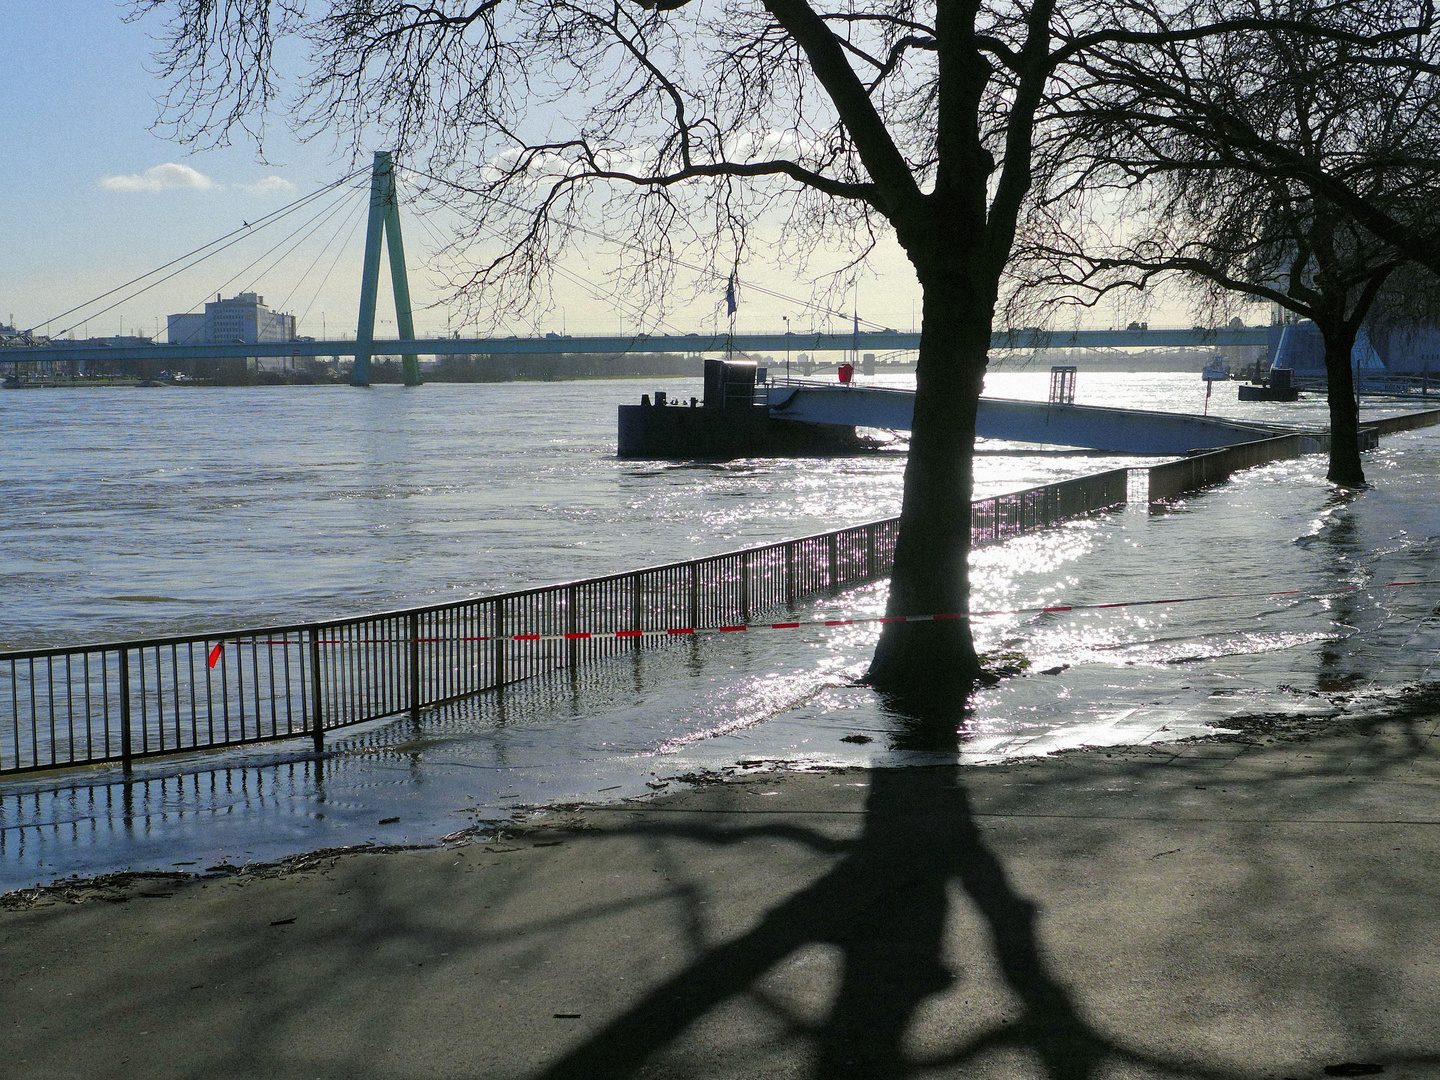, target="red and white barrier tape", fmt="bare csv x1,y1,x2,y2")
204,578,1440,668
